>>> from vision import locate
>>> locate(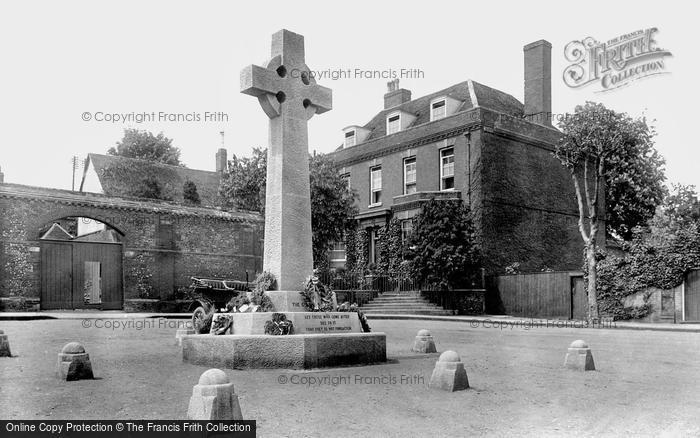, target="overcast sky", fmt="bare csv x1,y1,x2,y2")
0,1,695,191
